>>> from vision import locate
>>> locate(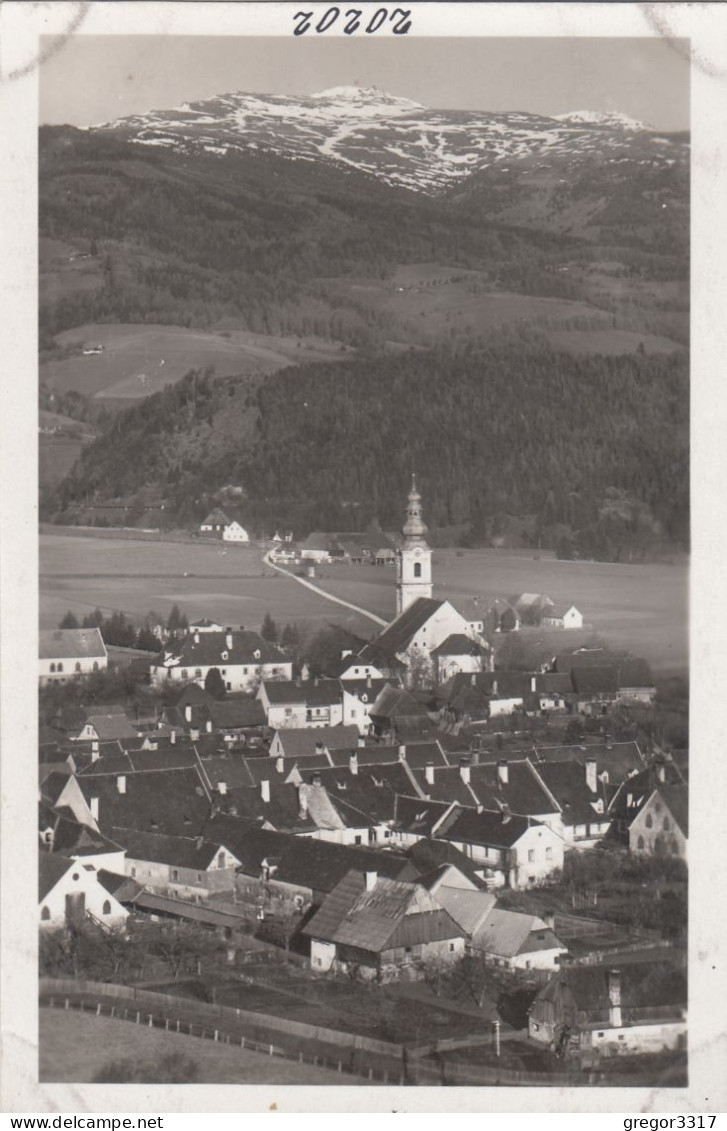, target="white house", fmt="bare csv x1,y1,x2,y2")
541,605,584,630
39,855,128,931
39,628,108,686
122,831,241,899
257,679,343,730
222,521,250,543
150,628,292,693
629,785,688,860
440,808,565,889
